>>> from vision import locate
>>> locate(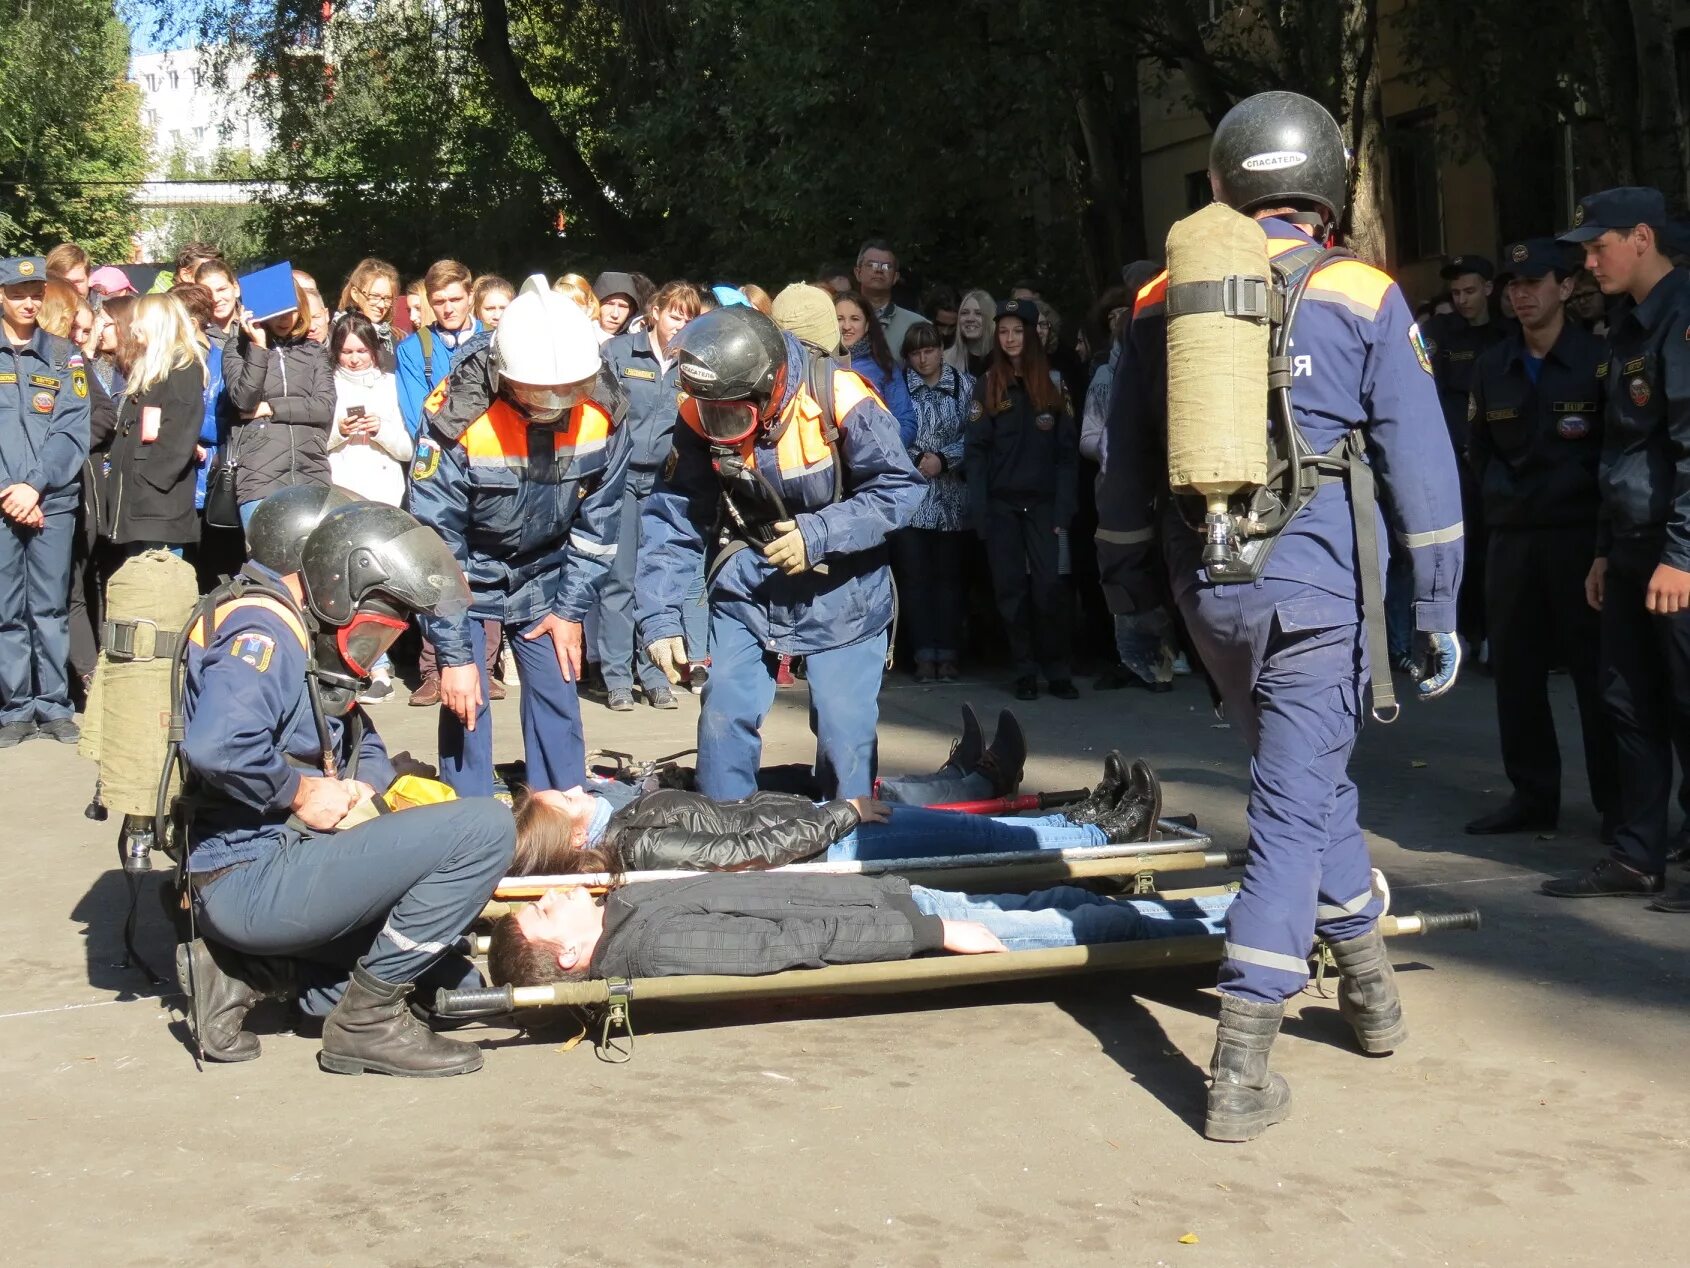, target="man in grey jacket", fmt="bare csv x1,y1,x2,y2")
487,873,1231,987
